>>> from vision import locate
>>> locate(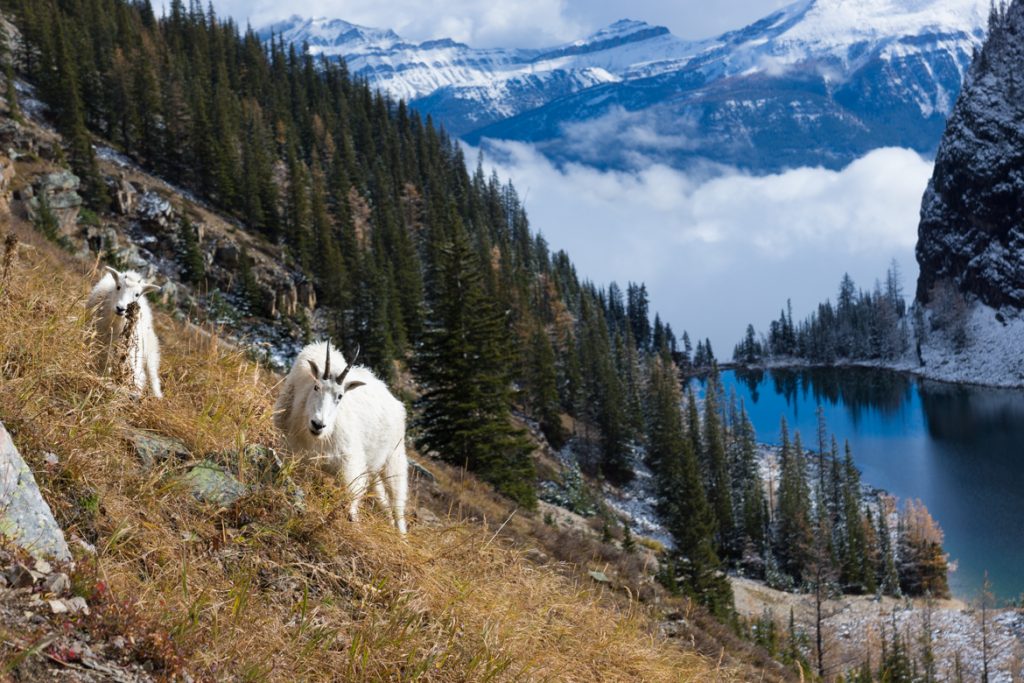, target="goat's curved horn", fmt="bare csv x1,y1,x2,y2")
336,345,360,384
323,339,332,379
